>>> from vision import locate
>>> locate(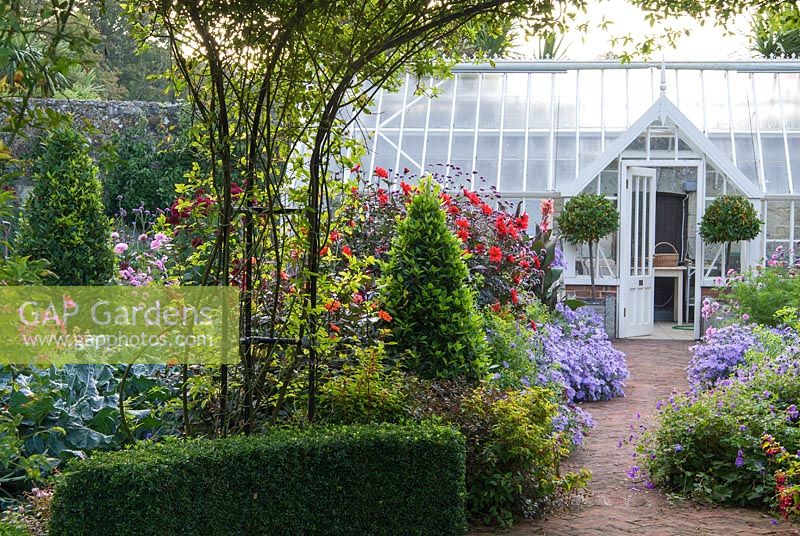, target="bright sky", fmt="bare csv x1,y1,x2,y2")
517,0,757,61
